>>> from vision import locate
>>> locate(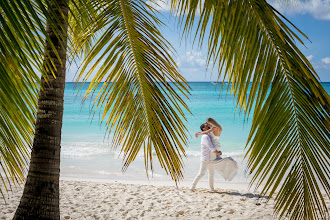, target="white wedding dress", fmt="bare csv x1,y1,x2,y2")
209,132,238,181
